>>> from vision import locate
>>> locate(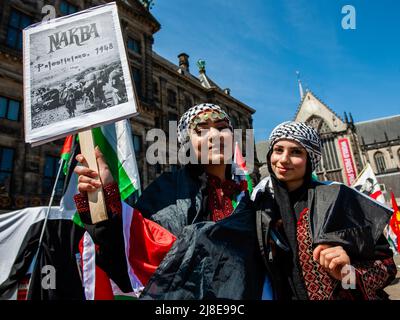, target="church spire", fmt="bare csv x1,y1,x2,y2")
296,71,304,100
